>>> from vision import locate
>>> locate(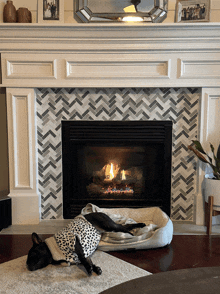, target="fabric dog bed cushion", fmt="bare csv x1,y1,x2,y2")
81,204,173,251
